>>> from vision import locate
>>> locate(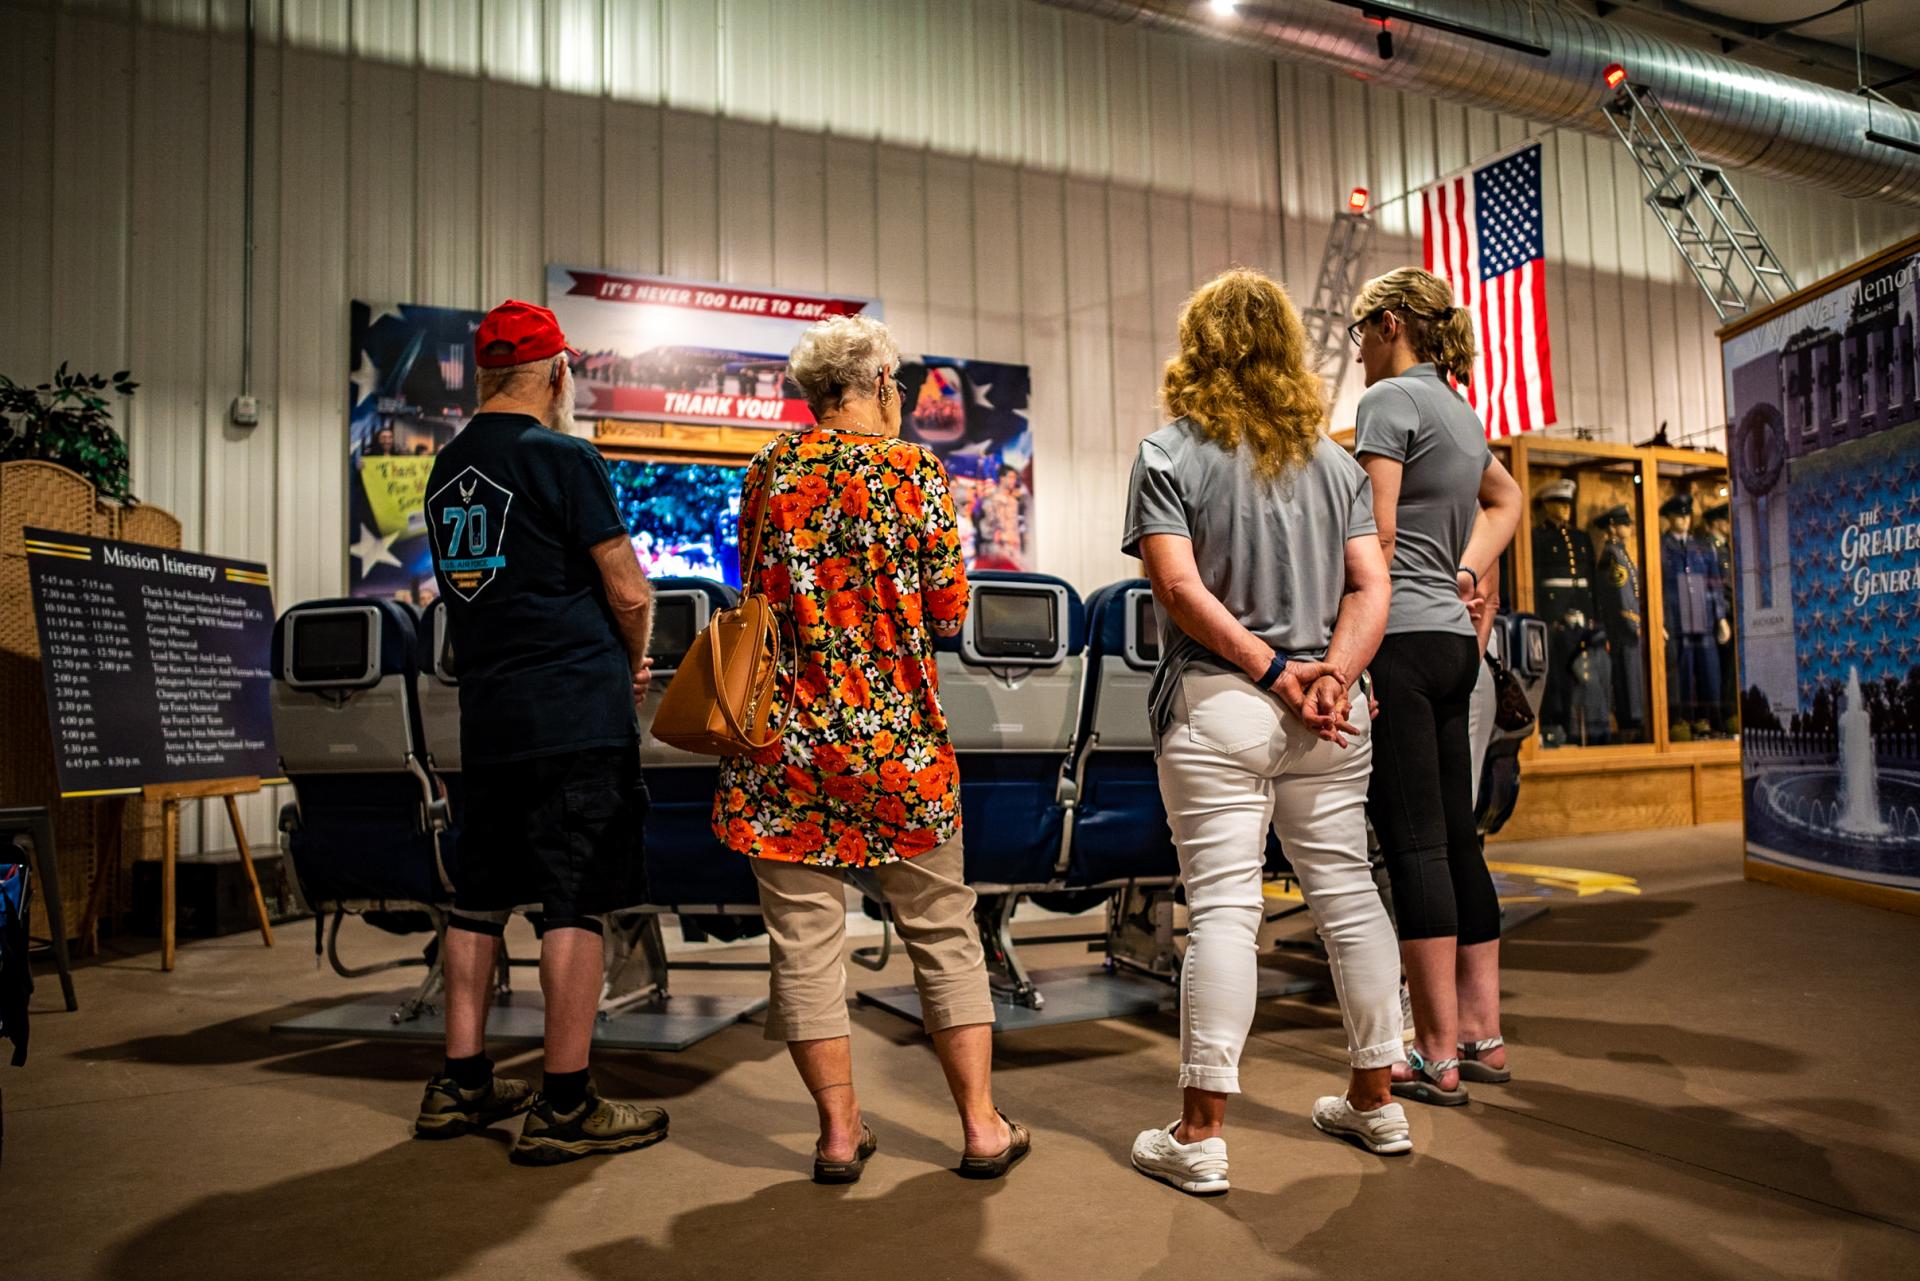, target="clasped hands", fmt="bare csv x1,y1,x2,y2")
1267,658,1367,748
